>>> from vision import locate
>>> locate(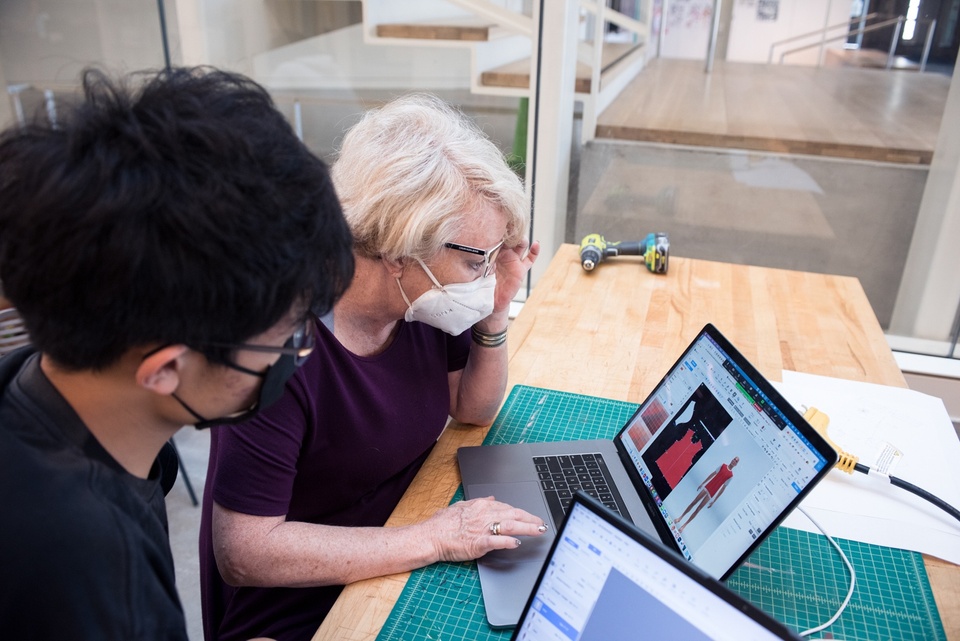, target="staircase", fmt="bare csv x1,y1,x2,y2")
247,0,653,285
352,0,655,285
360,0,652,144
